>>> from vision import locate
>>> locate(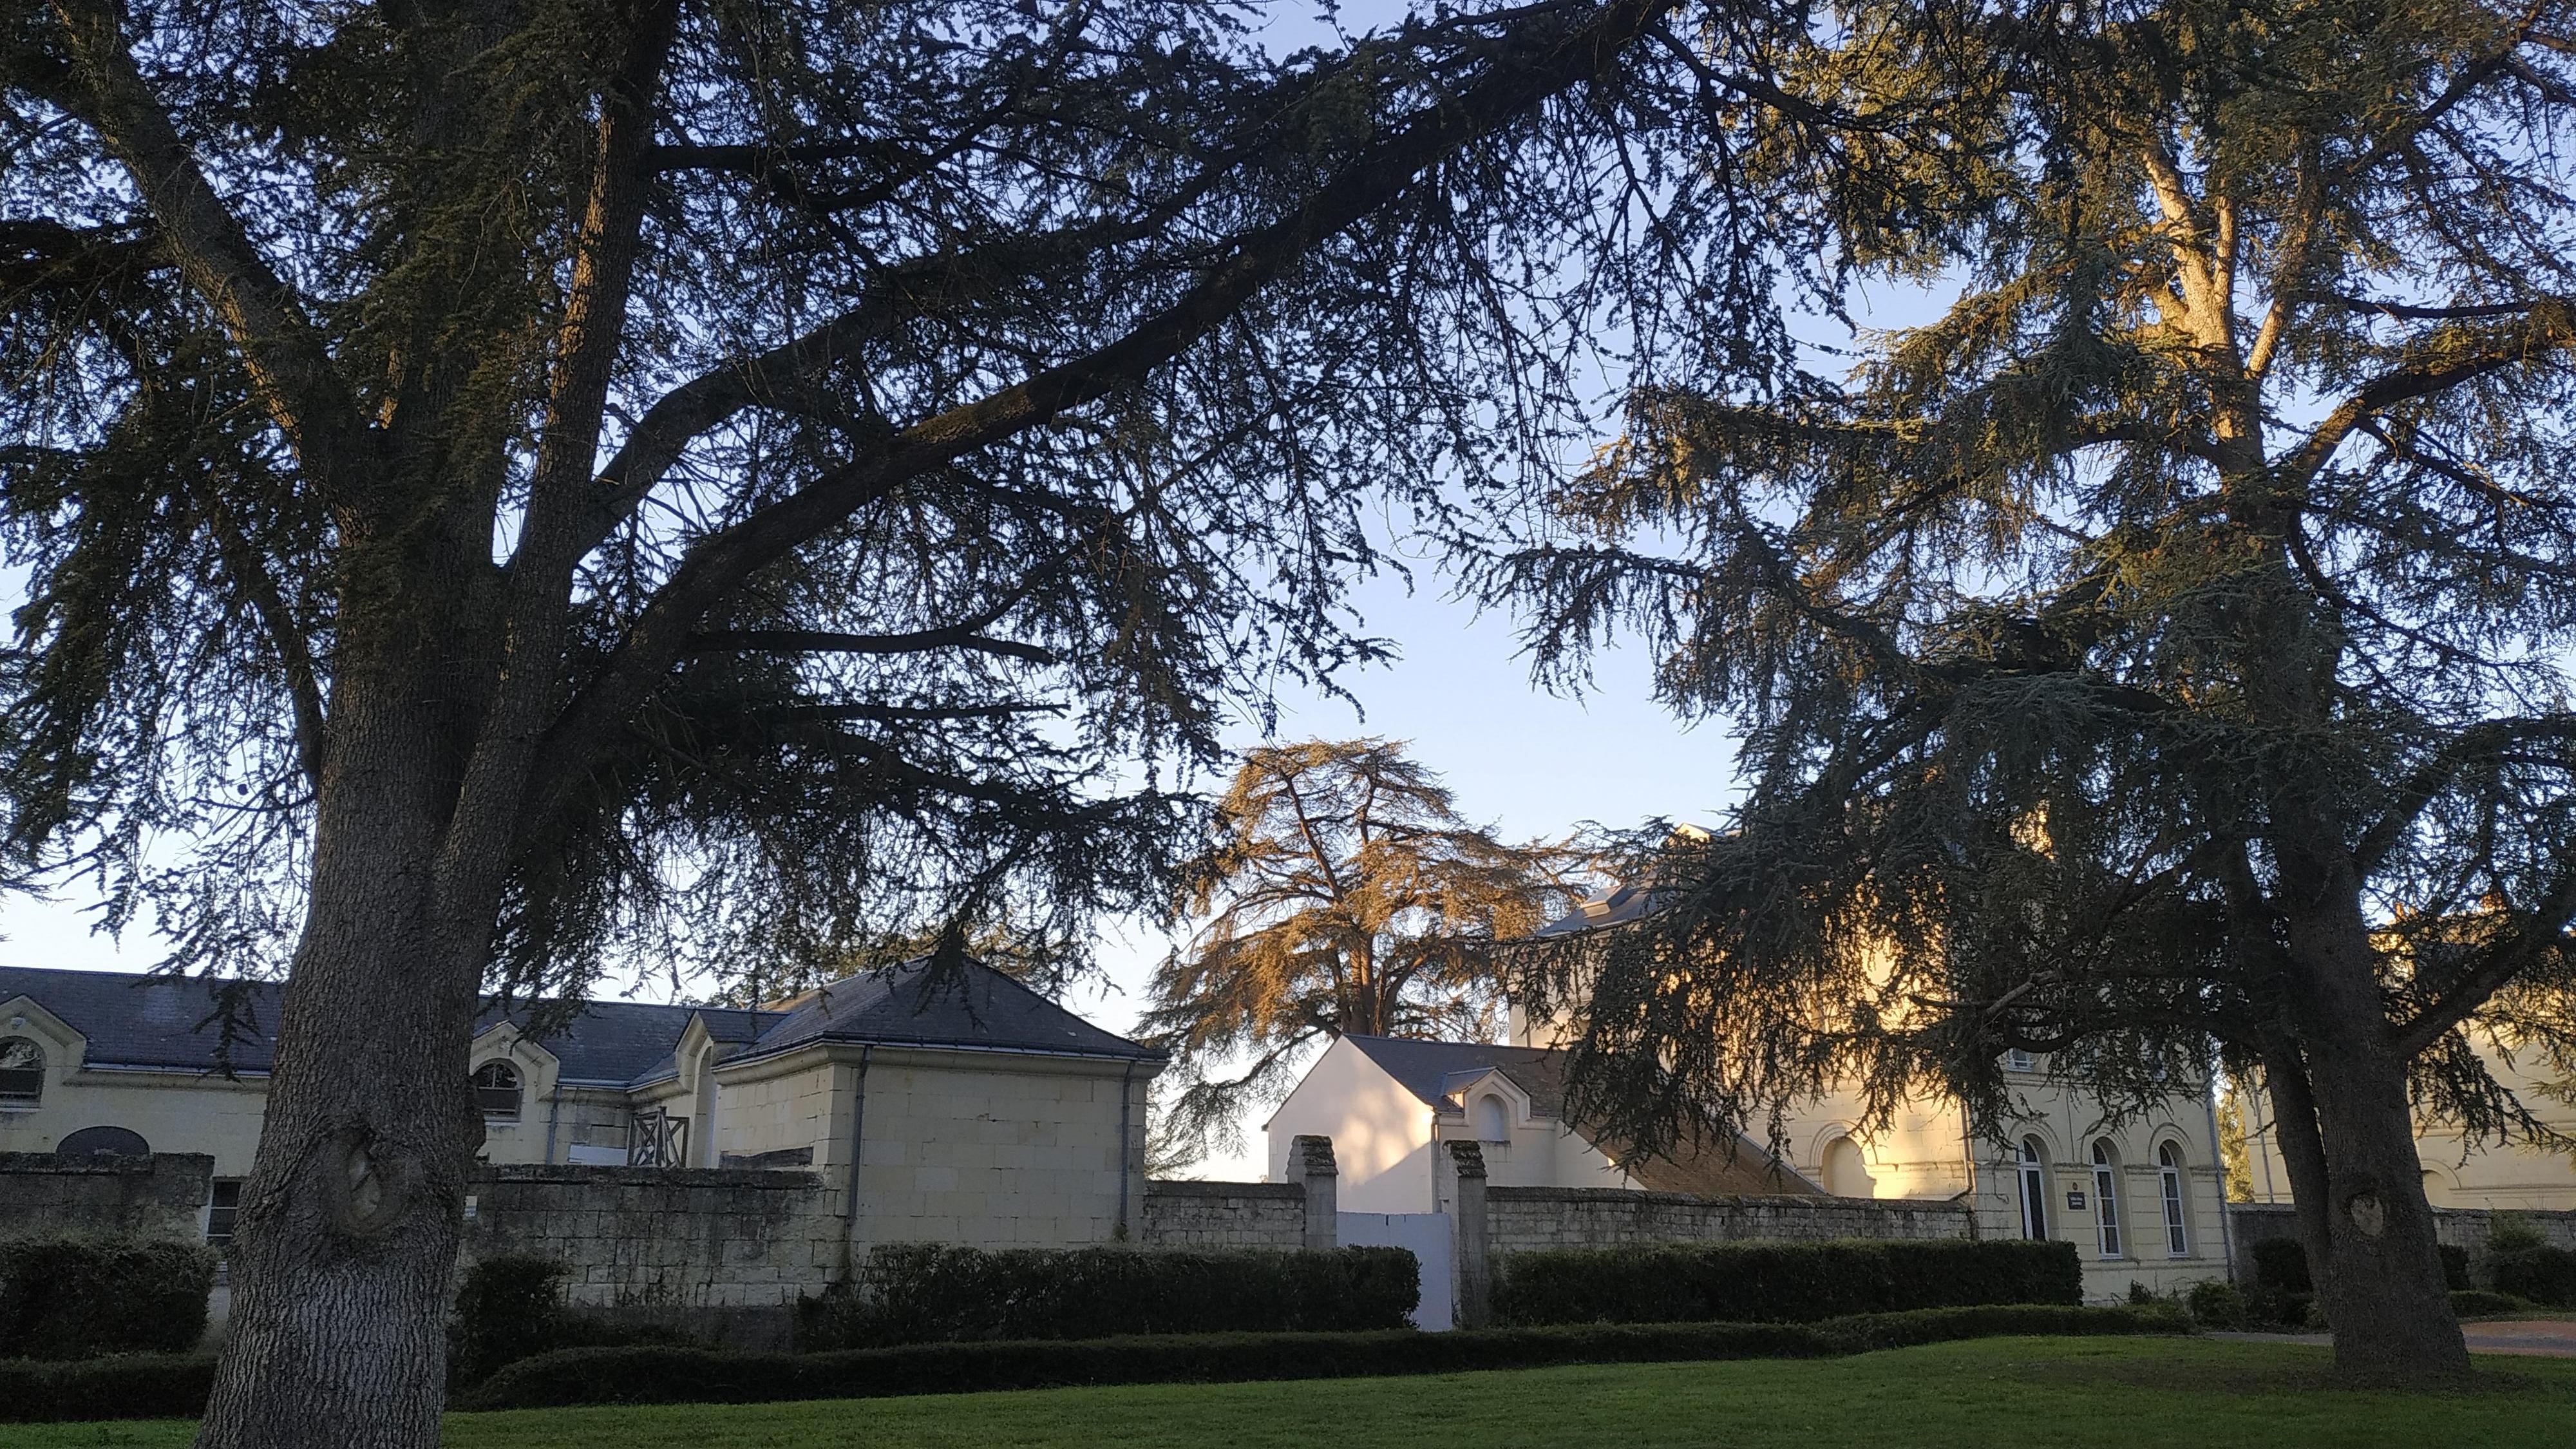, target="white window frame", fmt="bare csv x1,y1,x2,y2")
2016,1137,2049,1240
471,1059,523,1122
2157,1141,2189,1256
2091,1139,2123,1258
0,1036,44,1107
2006,1048,2034,1072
